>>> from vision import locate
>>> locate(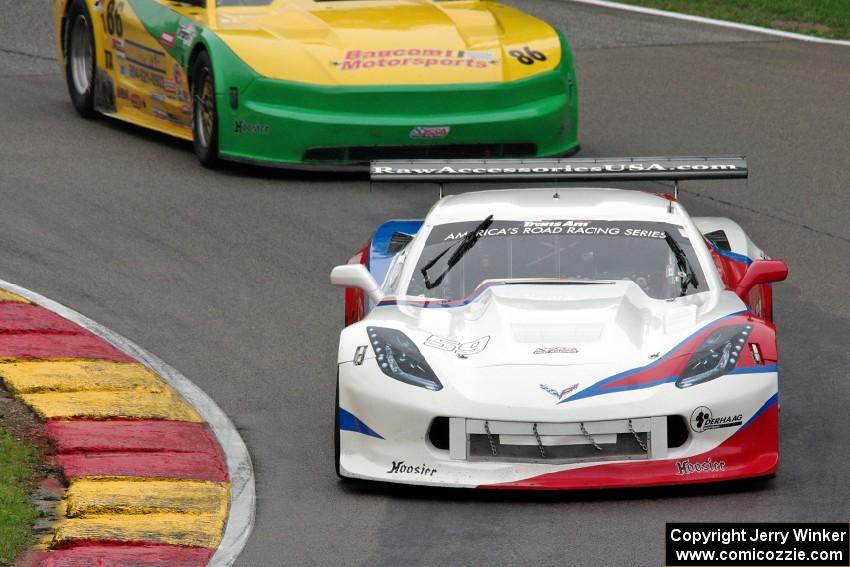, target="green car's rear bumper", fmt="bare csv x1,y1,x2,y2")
214,43,578,168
